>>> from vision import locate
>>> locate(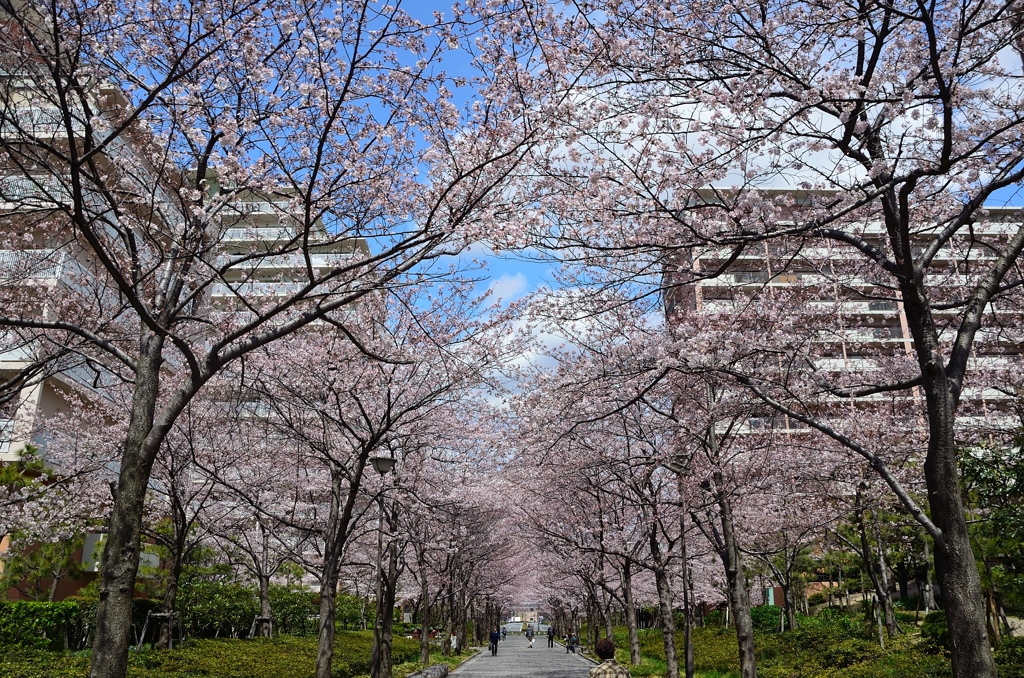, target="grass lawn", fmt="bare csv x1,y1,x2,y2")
0,630,477,678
